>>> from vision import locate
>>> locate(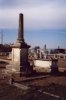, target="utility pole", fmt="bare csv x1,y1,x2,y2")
0,30,3,44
